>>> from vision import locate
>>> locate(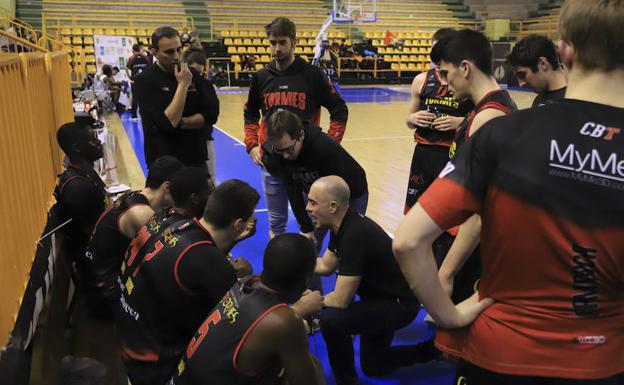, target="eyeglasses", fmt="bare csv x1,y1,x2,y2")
271,133,302,155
